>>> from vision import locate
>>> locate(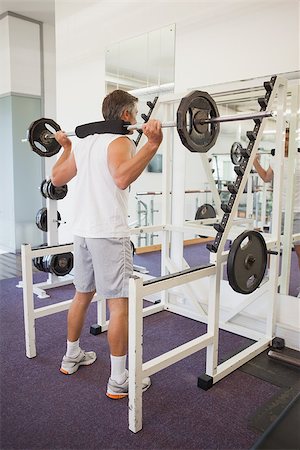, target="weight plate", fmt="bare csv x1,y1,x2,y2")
49,252,73,276
40,179,68,200
40,179,49,198
230,142,244,165
33,256,43,271
35,208,61,232
227,230,267,294
195,203,216,220
35,207,47,231
177,90,220,153
47,182,68,200
32,244,48,271
28,118,61,157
